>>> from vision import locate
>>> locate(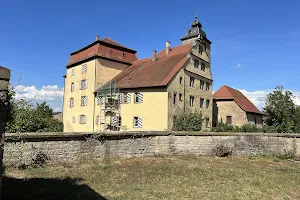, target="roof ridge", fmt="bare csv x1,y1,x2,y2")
102,37,126,47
